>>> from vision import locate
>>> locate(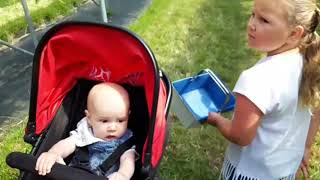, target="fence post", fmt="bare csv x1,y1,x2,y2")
100,0,108,23
21,0,38,48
